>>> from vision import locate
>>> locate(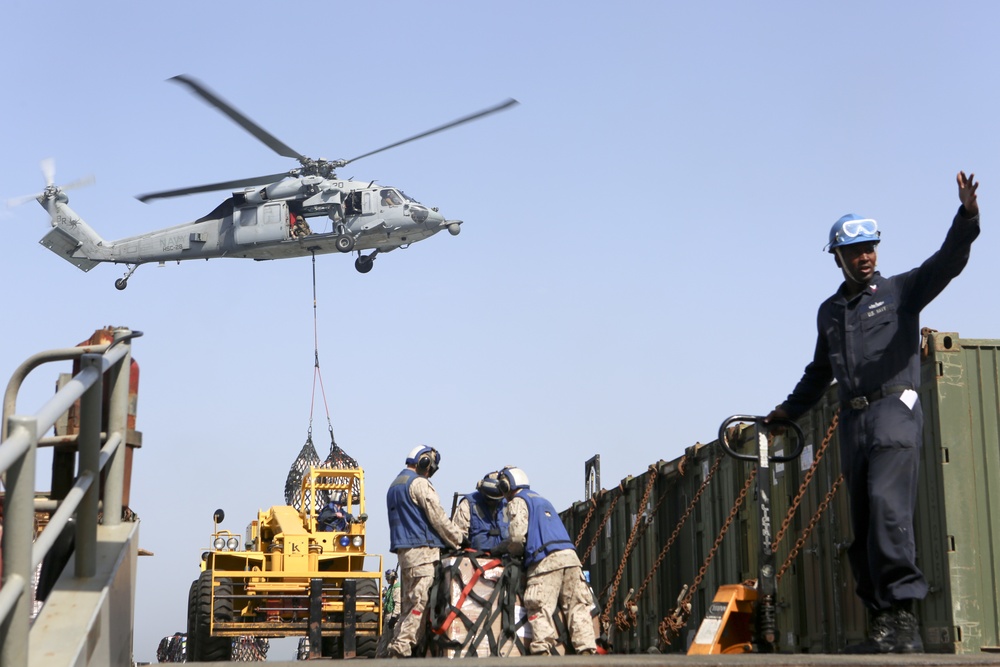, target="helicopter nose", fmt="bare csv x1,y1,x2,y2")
421,207,448,230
